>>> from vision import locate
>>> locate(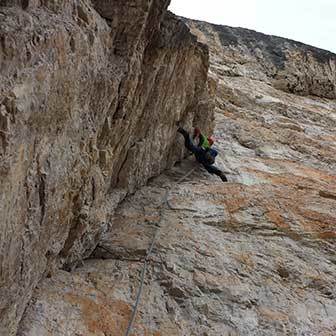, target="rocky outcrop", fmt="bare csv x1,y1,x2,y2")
0,2,213,334
17,17,336,336
2,4,336,336
18,159,336,335
185,19,336,99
